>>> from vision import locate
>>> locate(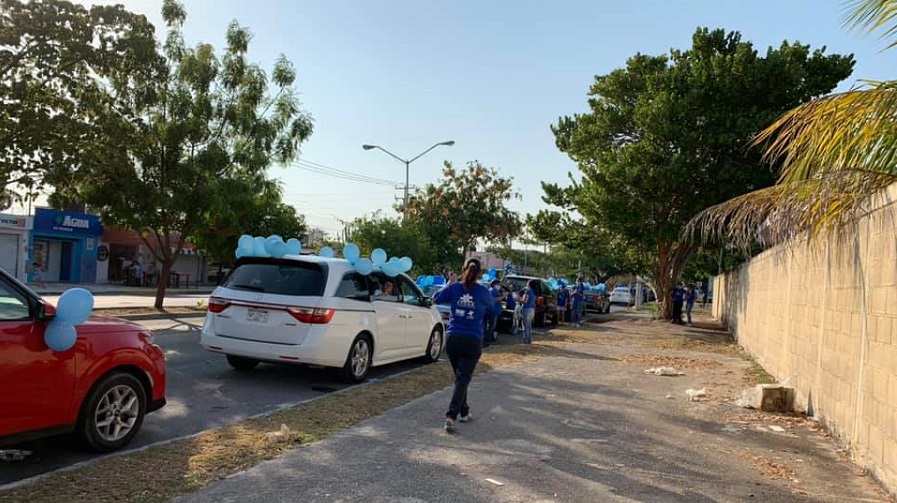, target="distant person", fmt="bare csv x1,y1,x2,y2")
702,286,709,308
483,279,503,347
685,283,697,325
433,258,491,433
32,262,45,288
145,262,157,287
556,284,569,325
505,285,521,336
520,279,537,344
672,282,686,324
571,278,585,327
